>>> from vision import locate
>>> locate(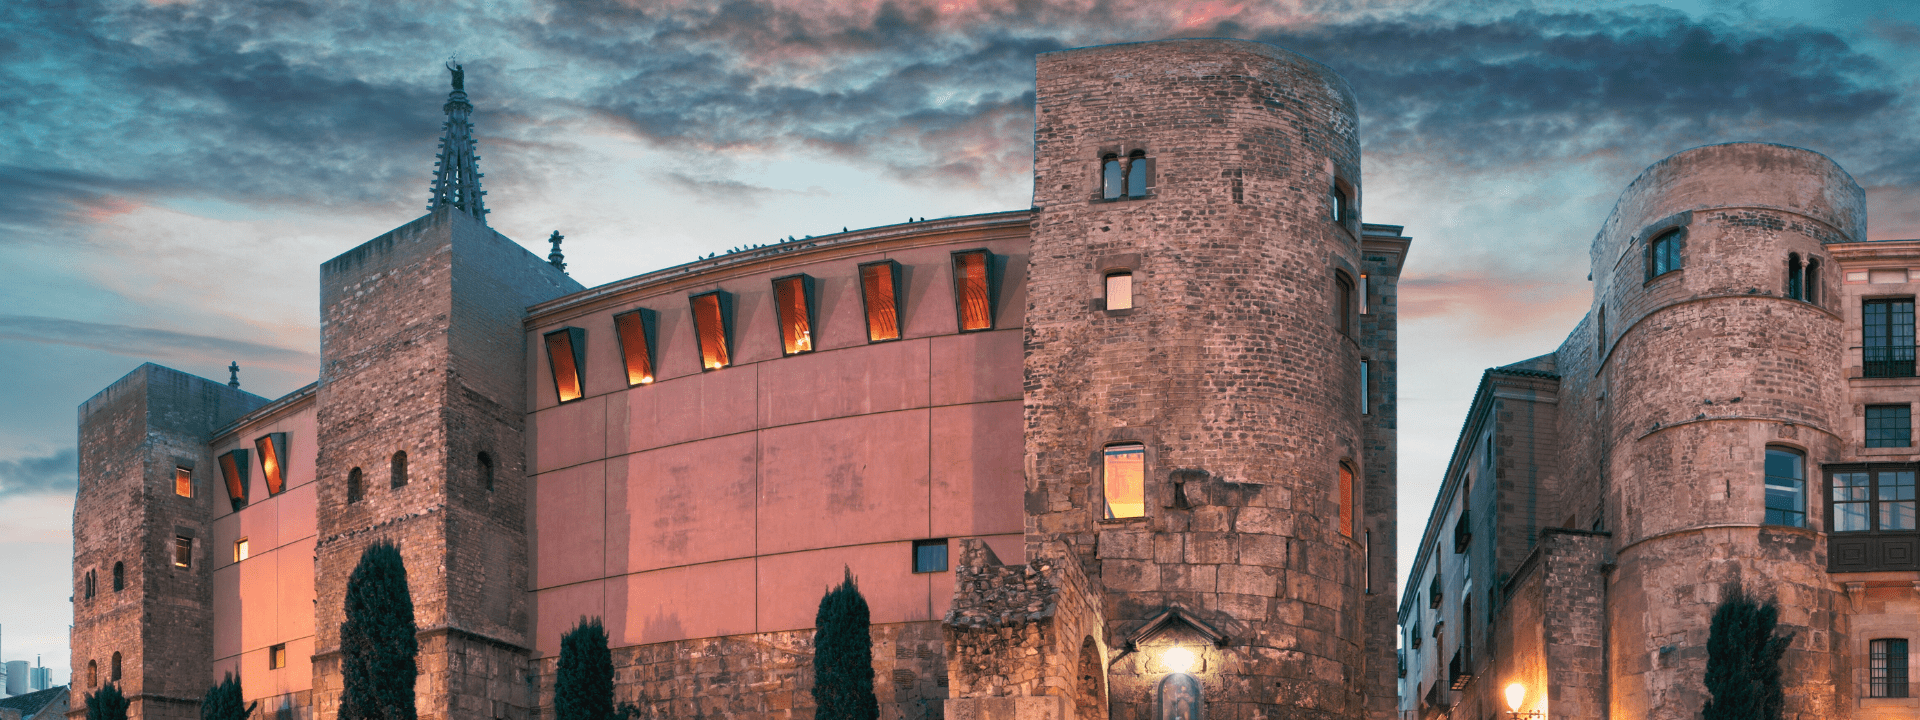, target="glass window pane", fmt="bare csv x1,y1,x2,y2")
1103,157,1123,200
1835,472,1872,532
256,433,286,496
1872,638,1910,698
219,449,249,510
1867,405,1912,448
175,467,192,498
774,276,813,355
1881,471,1916,531
614,310,655,385
1764,448,1804,527
1127,154,1147,197
544,329,585,402
913,540,948,573
1106,272,1133,311
1103,444,1146,519
861,263,901,341
953,251,993,331
692,293,732,369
